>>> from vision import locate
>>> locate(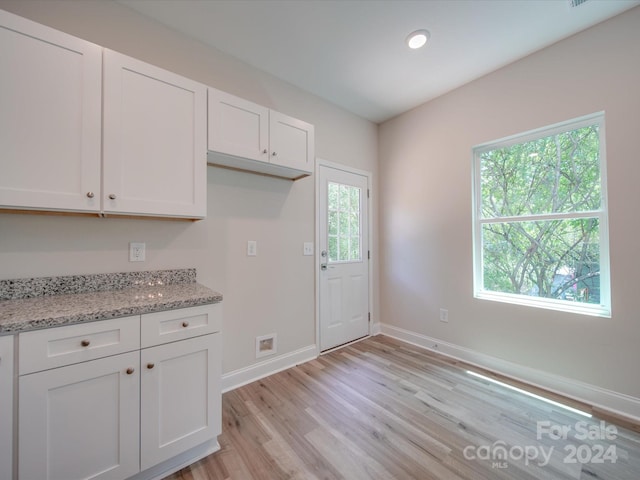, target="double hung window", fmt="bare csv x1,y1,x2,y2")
472,113,610,317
